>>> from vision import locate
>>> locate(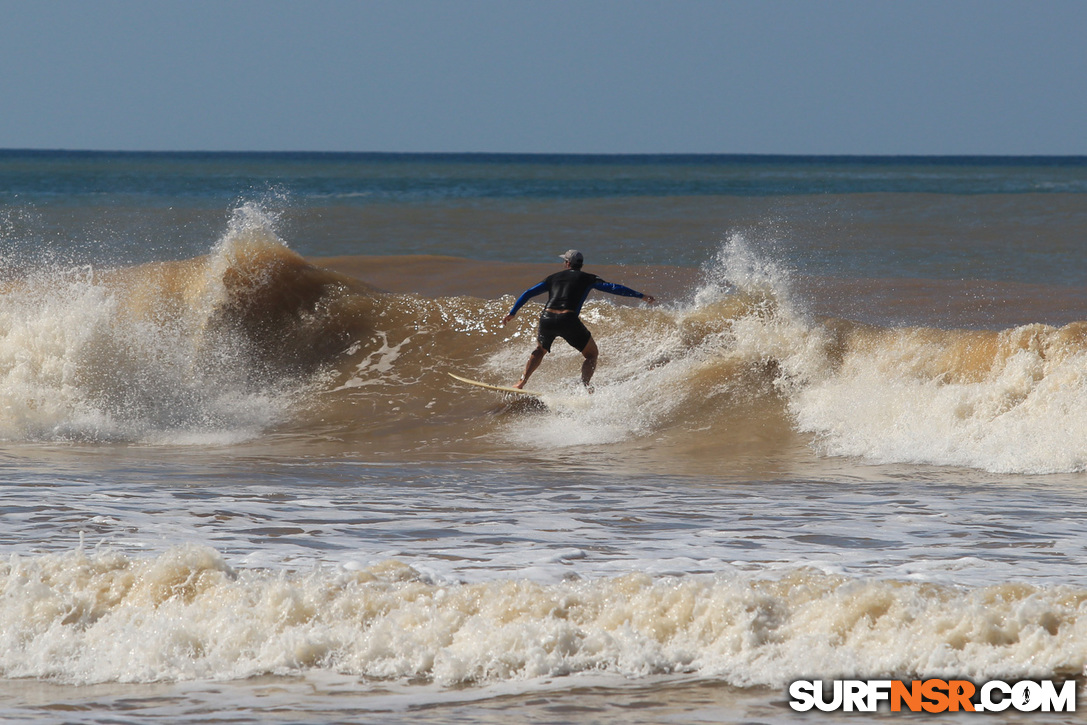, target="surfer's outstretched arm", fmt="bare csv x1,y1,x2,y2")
593,280,655,304
501,281,547,325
